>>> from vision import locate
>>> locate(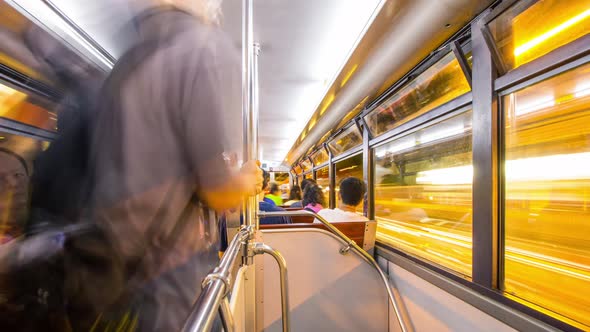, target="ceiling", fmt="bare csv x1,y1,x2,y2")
25,0,382,167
